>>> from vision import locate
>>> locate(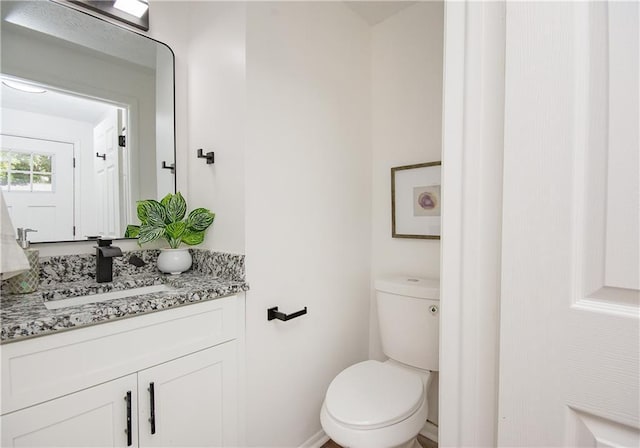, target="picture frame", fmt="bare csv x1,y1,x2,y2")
391,161,441,239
